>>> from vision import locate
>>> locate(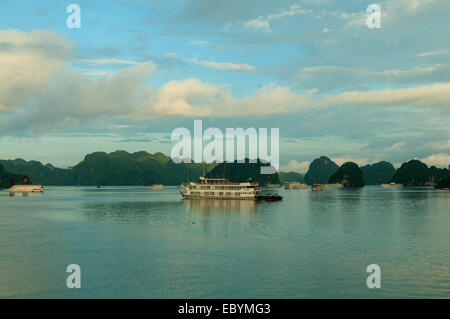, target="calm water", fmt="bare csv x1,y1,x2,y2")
0,186,449,298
